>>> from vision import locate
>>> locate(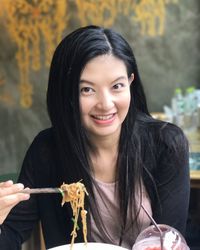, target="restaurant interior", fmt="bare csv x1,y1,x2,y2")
0,0,200,249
